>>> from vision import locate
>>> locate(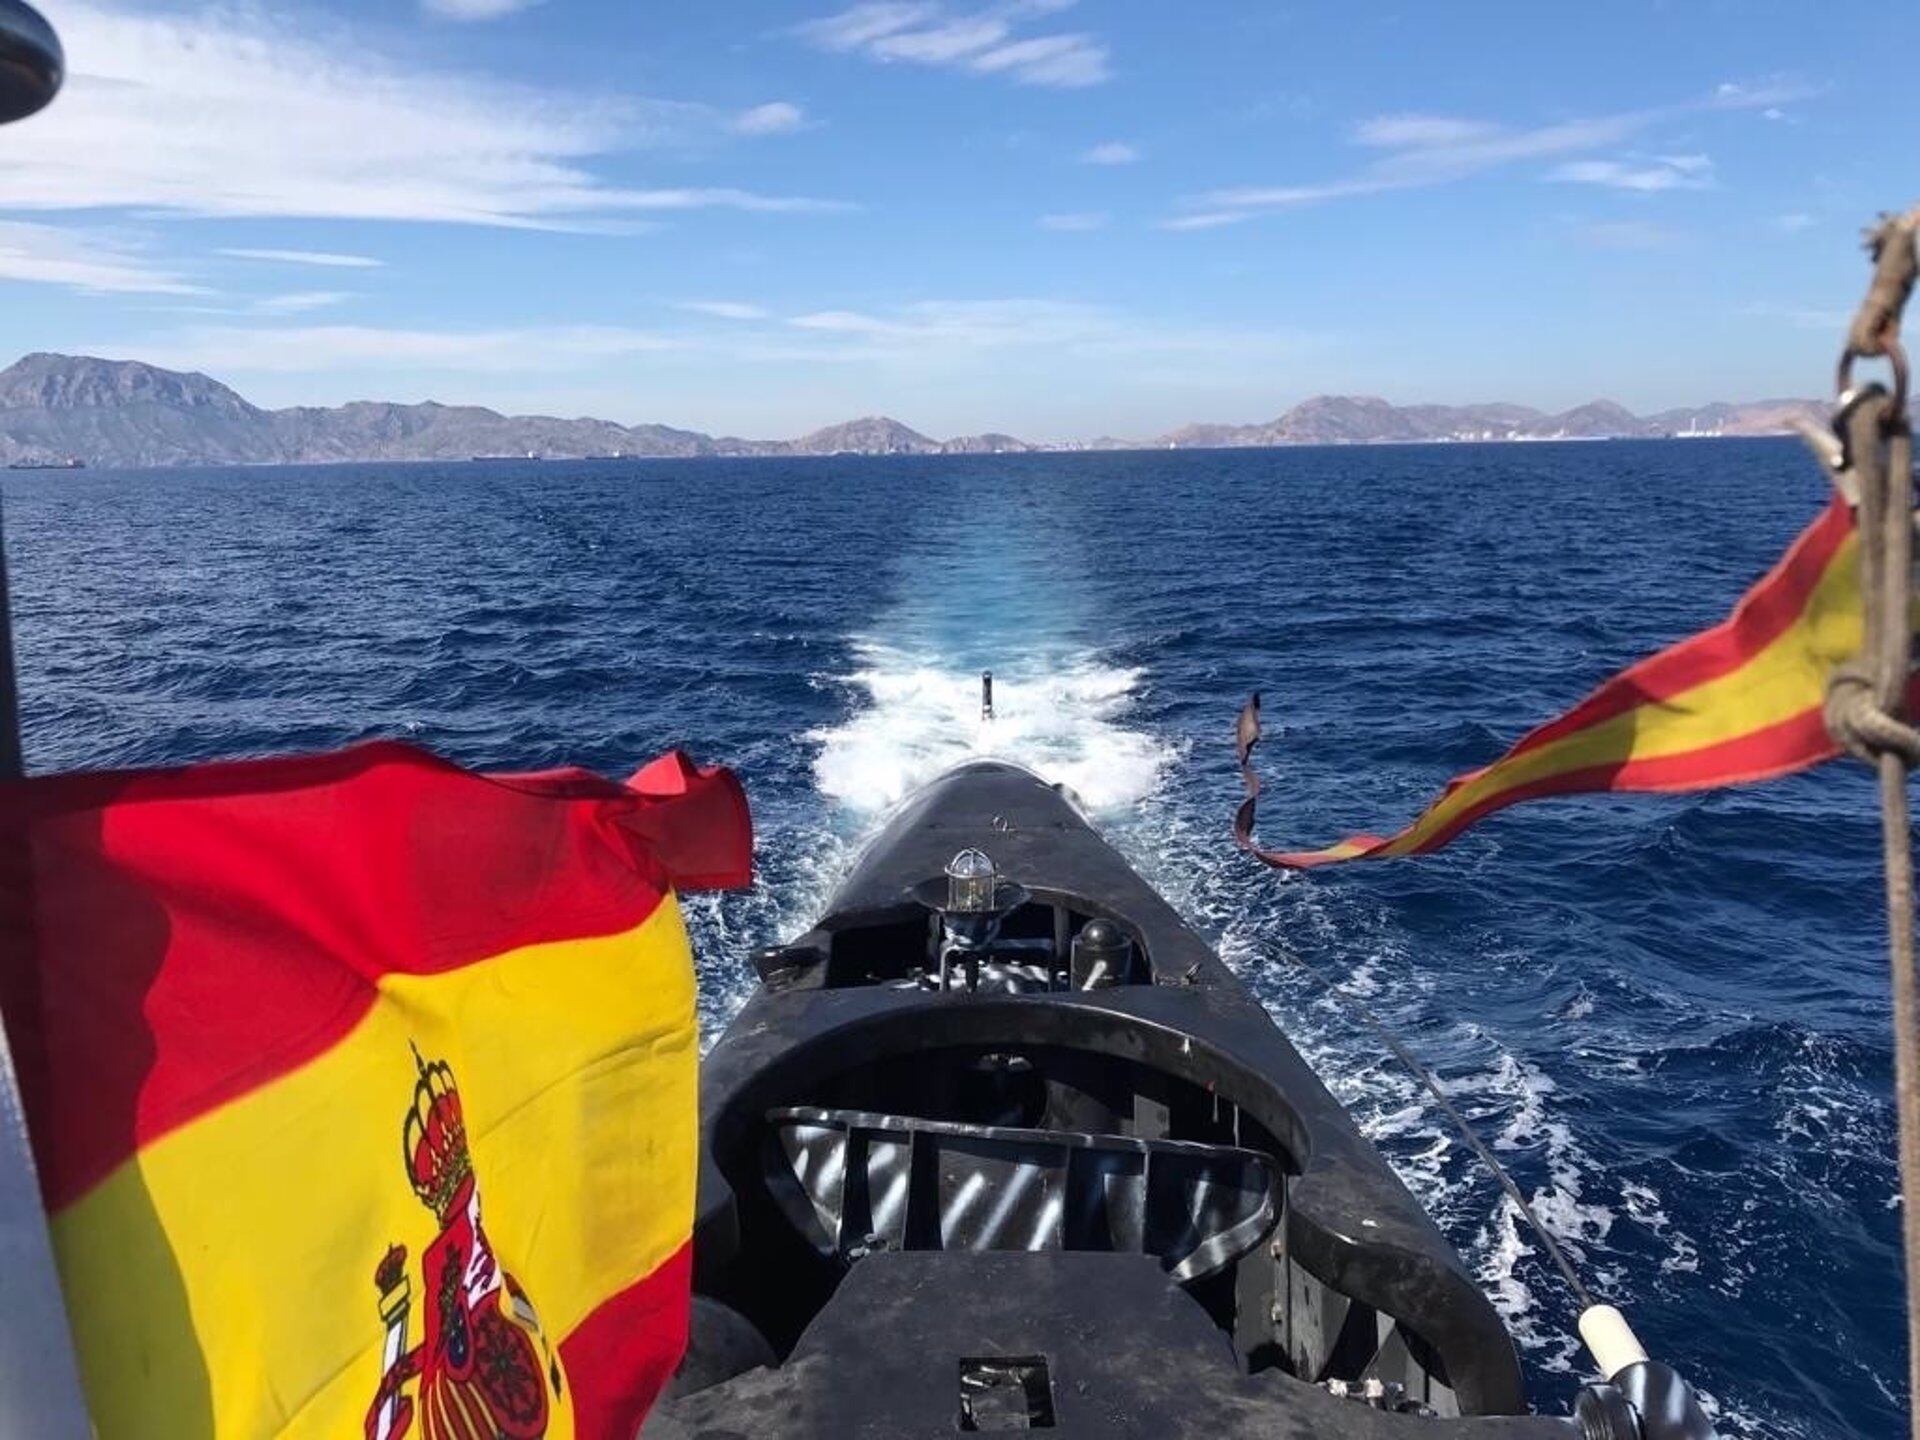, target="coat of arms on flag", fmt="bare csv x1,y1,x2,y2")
365,1050,562,1440
0,742,752,1440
